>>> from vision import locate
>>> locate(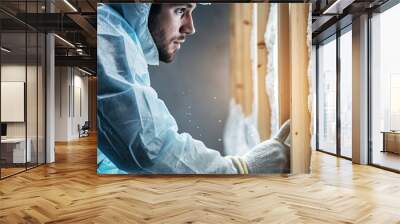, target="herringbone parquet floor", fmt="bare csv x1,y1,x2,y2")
1,135,400,223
